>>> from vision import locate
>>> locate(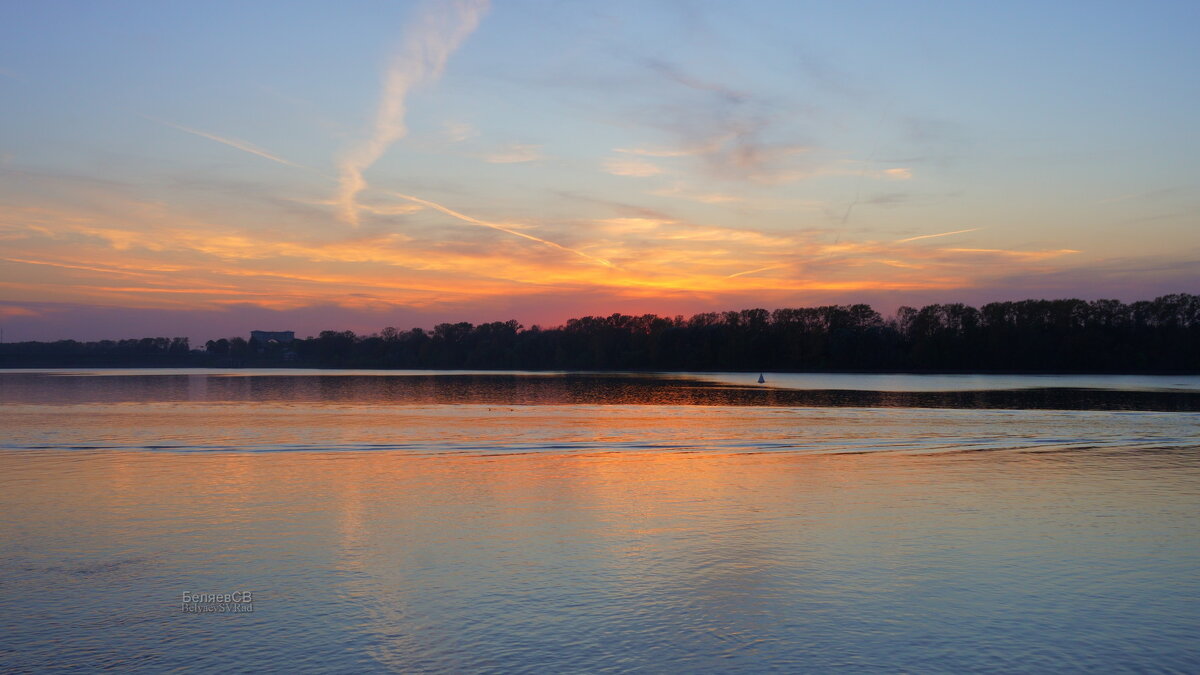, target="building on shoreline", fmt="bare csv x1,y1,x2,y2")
249,330,294,345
